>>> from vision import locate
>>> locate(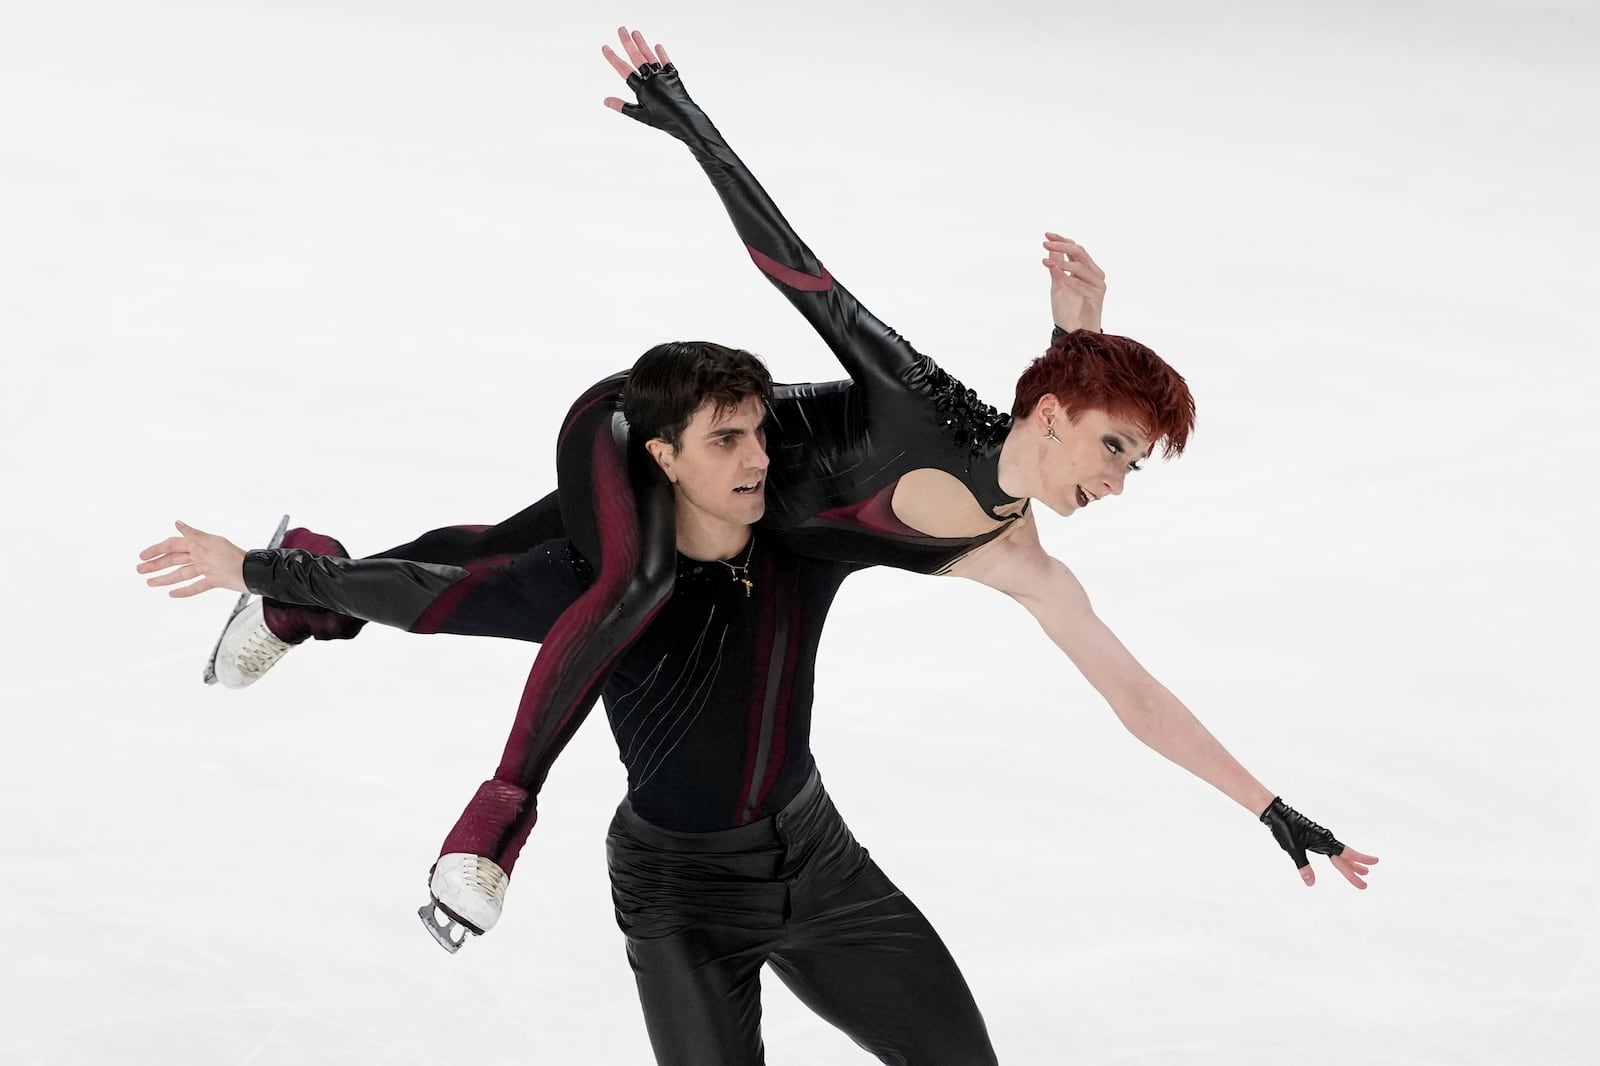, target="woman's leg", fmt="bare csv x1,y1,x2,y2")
260,492,569,643
432,375,677,928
